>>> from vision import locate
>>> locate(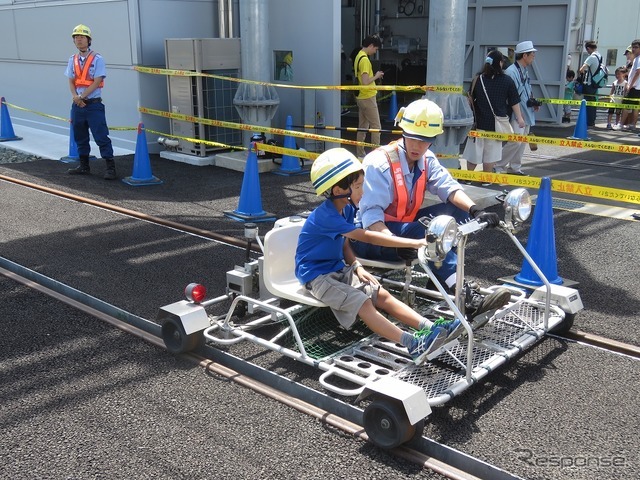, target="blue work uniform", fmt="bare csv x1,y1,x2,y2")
65,50,114,159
